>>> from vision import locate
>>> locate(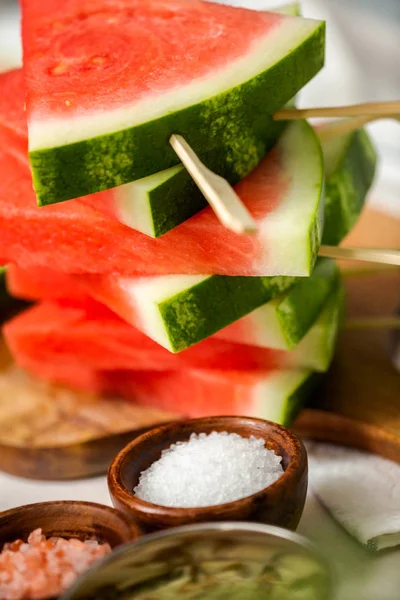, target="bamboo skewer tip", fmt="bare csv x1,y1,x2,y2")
170,134,257,236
